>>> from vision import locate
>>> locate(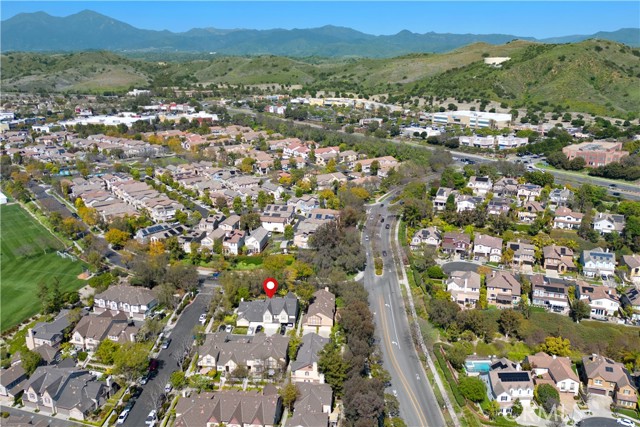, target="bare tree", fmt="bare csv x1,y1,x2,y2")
174,339,193,370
